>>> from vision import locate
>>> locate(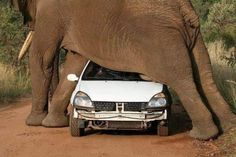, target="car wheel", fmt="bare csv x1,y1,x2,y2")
157,122,169,136
69,107,85,137
157,105,172,136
